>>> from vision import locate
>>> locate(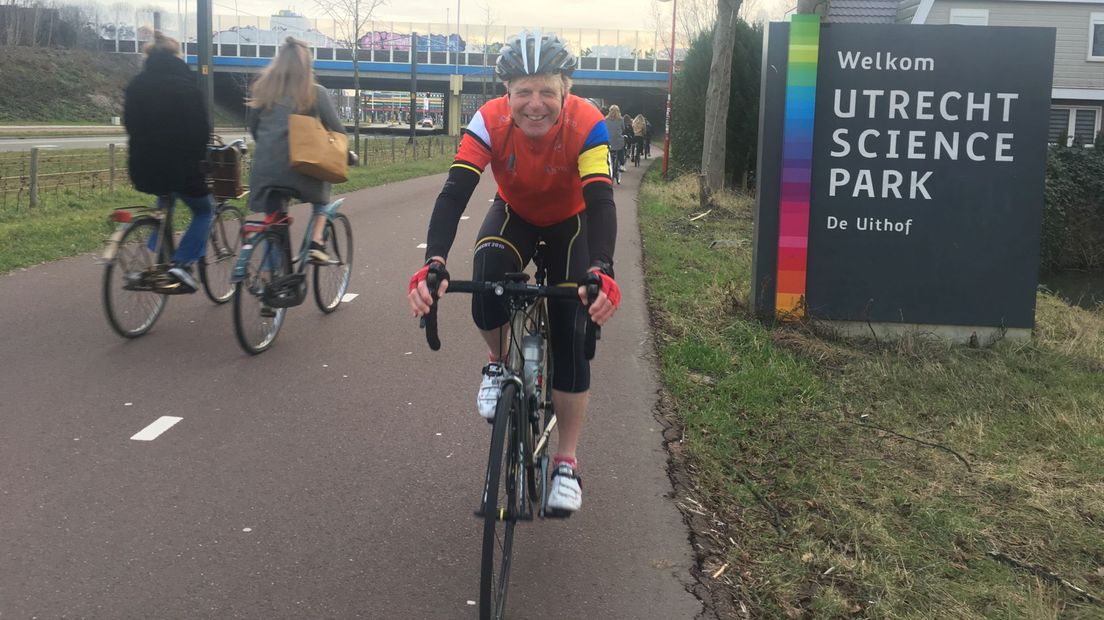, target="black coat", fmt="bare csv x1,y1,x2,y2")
124,53,211,197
